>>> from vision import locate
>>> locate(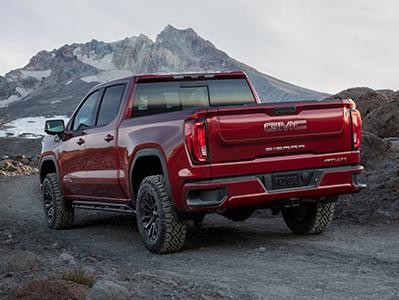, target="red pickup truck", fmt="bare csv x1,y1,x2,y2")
40,71,364,253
